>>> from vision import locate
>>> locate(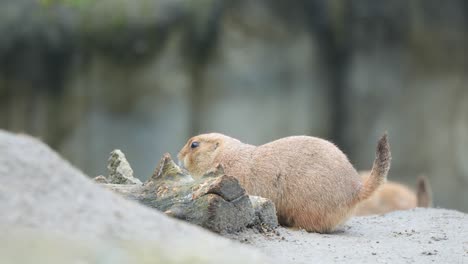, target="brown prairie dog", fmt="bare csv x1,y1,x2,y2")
178,133,391,233
354,172,432,216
